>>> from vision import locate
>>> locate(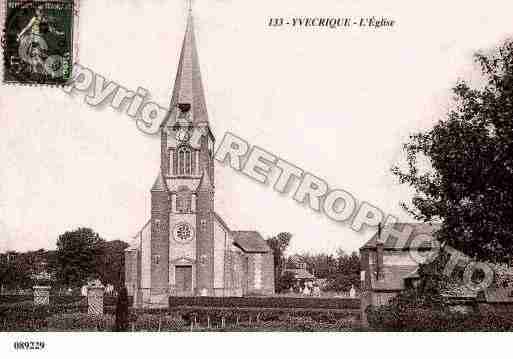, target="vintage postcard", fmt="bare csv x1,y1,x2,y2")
0,0,512,357
1,0,77,85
